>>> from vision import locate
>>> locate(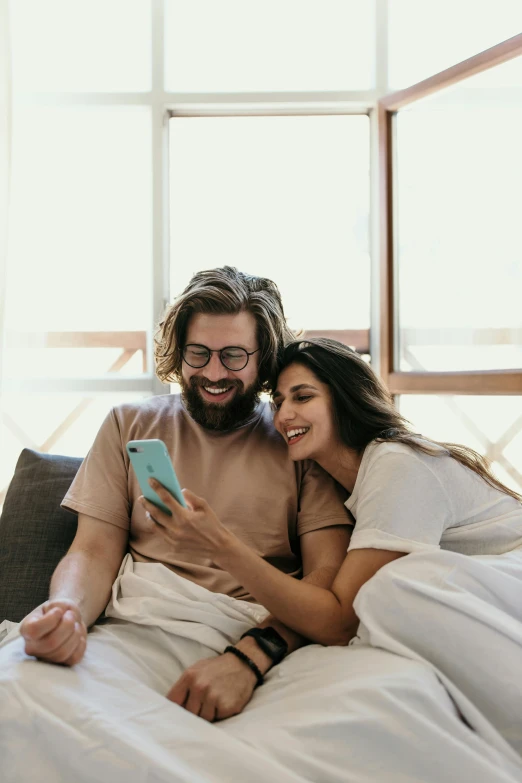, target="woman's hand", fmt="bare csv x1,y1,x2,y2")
139,479,233,558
